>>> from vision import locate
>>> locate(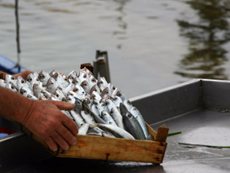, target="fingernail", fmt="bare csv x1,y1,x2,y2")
71,138,77,145
72,140,77,146
52,148,57,152
64,146,69,151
